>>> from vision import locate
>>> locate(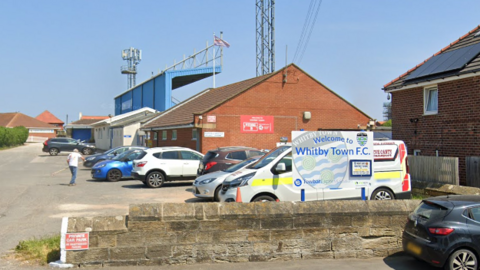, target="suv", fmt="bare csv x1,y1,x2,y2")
42,138,96,156
197,146,265,176
84,146,146,167
132,147,204,188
